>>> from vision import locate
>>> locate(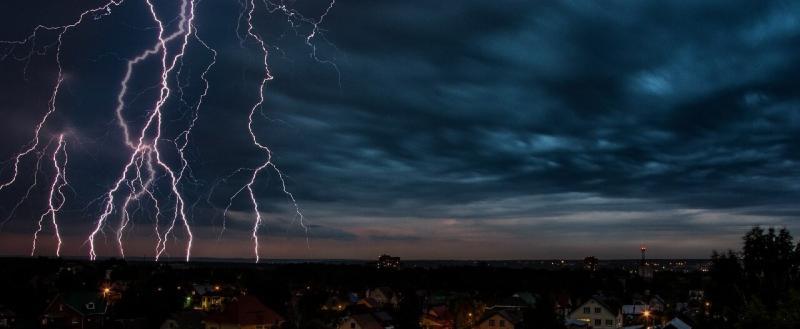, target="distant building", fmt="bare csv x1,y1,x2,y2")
638,246,654,280
566,296,623,328
41,292,108,328
474,310,524,329
377,254,400,270
204,296,284,329
583,257,599,271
